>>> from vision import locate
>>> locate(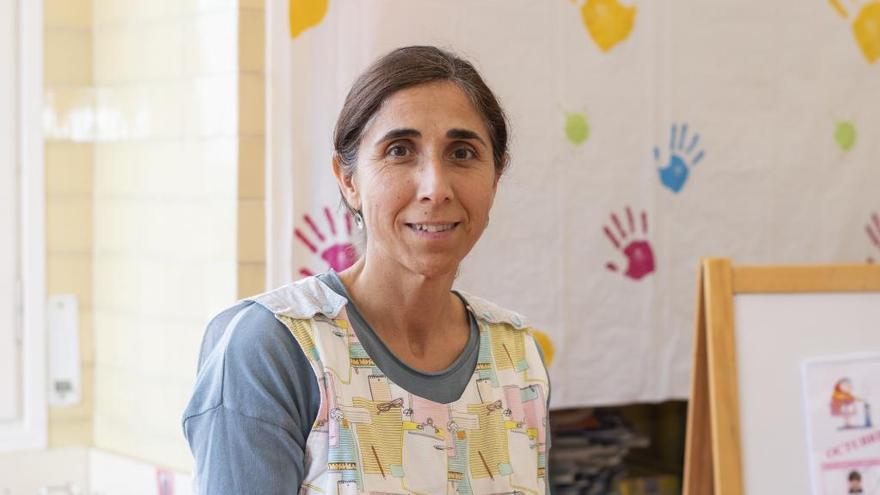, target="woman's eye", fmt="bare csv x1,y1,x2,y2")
451,147,476,160
387,144,411,158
